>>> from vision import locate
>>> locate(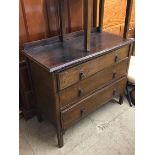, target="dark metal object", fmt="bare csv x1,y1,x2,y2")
125,81,135,107
79,71,85,80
